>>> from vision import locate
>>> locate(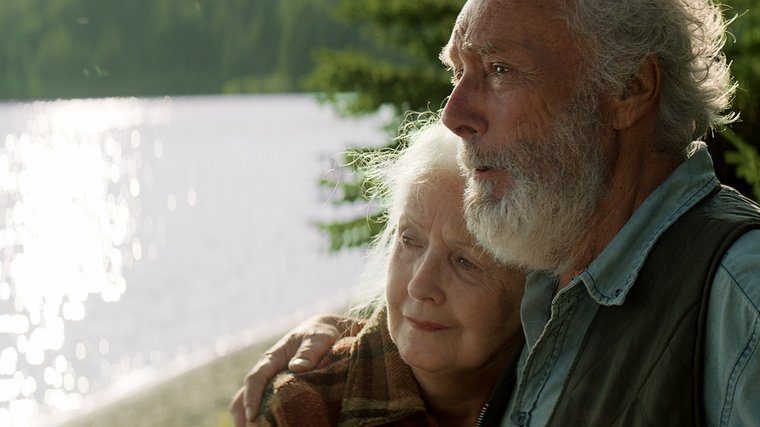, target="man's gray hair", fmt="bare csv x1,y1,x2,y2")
564,0,737,155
